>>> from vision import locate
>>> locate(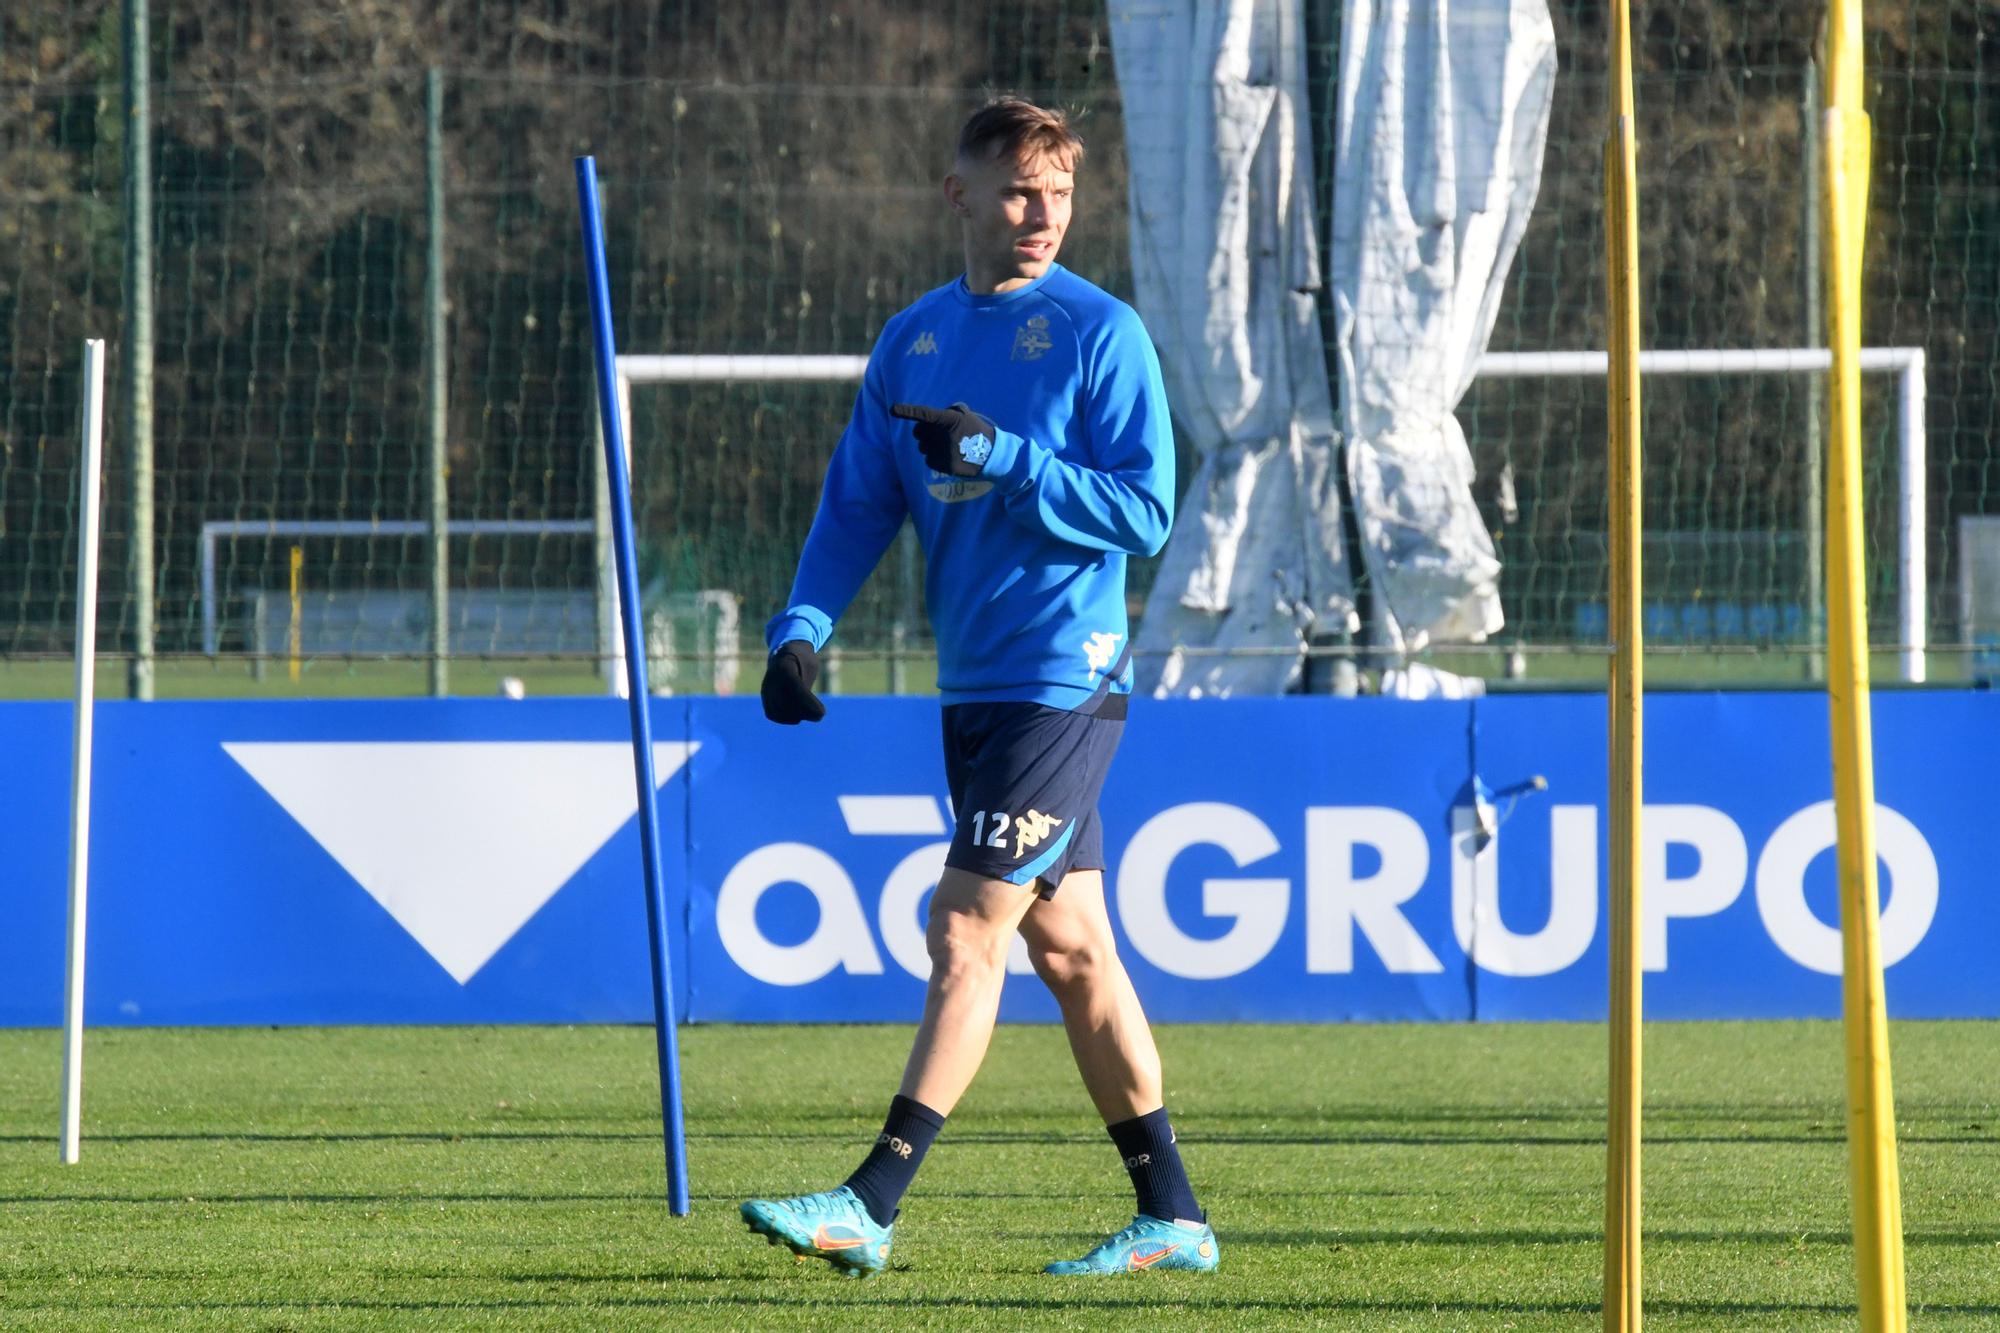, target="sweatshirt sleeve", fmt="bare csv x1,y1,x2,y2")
975,303,1175,557
764,352,909,653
